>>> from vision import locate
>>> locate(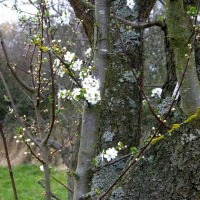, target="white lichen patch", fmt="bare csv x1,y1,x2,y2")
102,131,115,142
181,133,198,145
